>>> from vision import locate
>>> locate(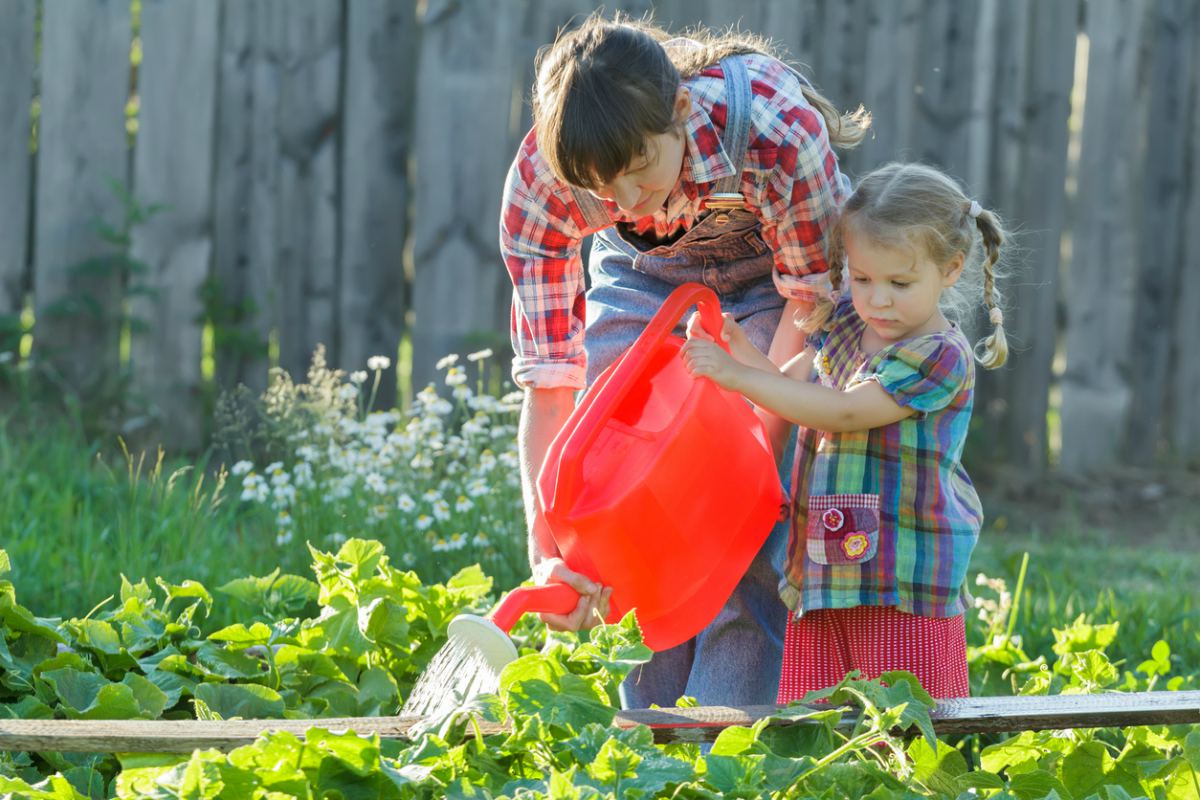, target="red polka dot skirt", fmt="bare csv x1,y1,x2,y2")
778,605,970,703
